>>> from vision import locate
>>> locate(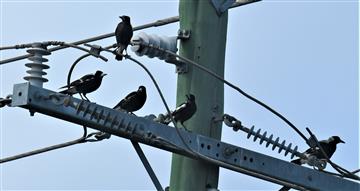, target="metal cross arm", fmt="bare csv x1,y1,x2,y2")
10,83,360,191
